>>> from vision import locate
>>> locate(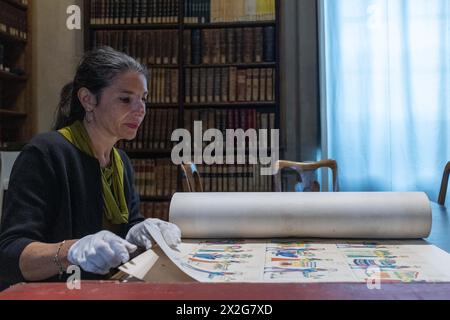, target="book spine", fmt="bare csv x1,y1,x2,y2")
185,68,192,103
221,67,229,102
263,26,276,62
199,68,207,103
191,29,202,65
213,68,221,102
